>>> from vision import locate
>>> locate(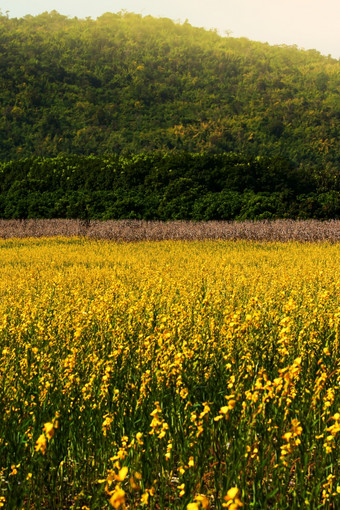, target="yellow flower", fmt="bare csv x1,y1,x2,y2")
141,492,149,505
291,419,303,436
220,406,229,415
74,327,82,339
35,434,47,455
109,487,125,509
282,432,293,441
225,487,240,501
223,487,243,508
9,465,18,476
195,494,210,509
114,466,128,482
43,422,55,440
228,400,236,409
178,483,185,497
136,432,144,444
129,475,141,491
187,504,199,510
